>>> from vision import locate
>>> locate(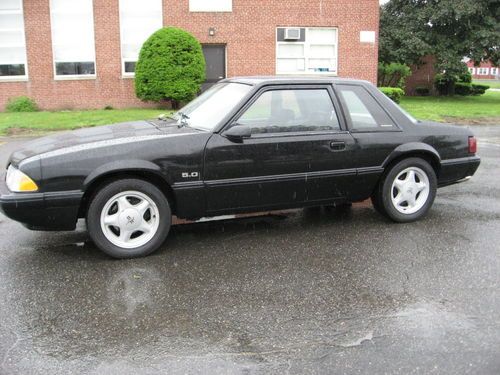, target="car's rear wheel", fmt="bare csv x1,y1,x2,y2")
375,158,437,223
87,179,171,258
